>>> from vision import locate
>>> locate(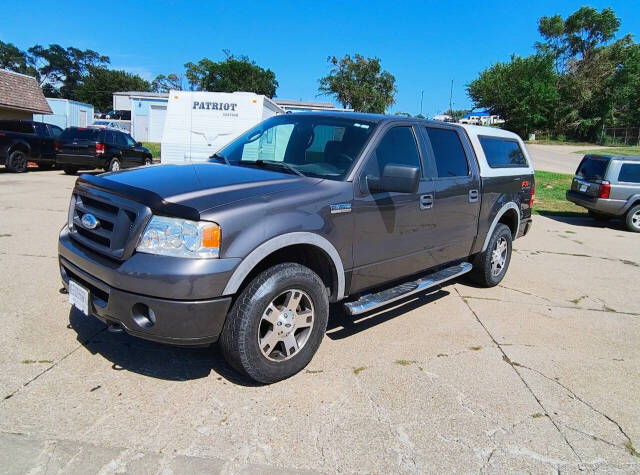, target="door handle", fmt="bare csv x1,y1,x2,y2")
469,189,479,203
420,194,434,210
